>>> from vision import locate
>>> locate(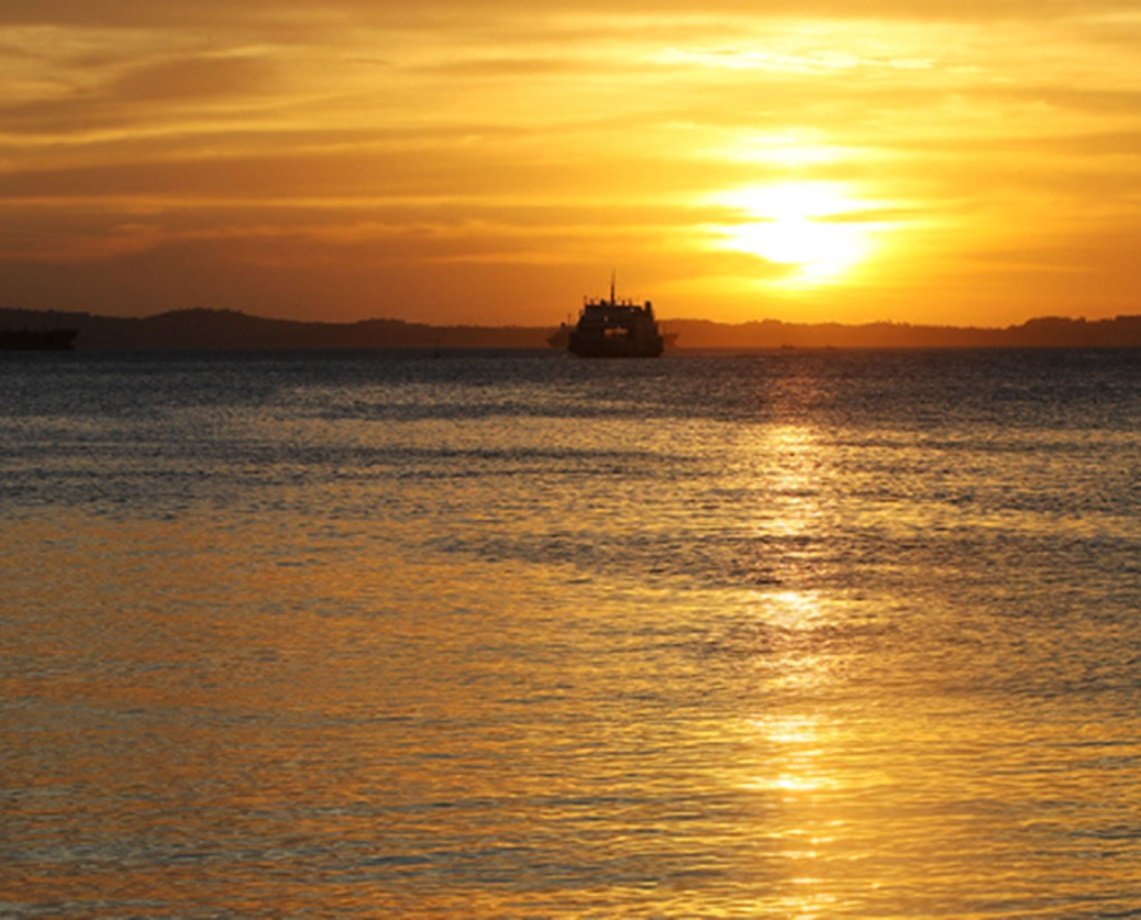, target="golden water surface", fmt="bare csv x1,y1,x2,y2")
1,351,1137,916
